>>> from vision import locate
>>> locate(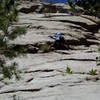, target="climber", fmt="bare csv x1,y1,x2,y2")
54,32,61,41
52,32,65,49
